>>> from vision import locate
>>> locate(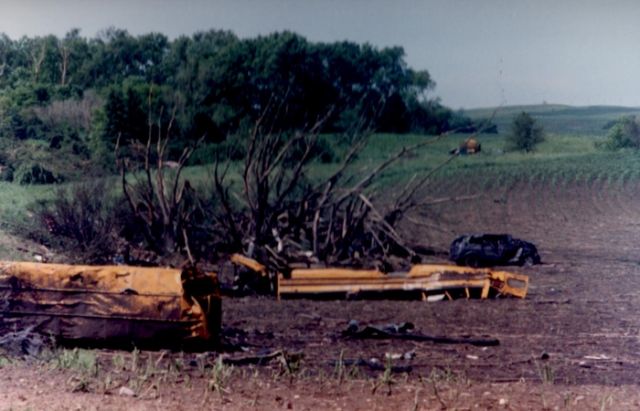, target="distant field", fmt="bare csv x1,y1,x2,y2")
353,128,629,188
168,123,638,203
466,104,640,136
